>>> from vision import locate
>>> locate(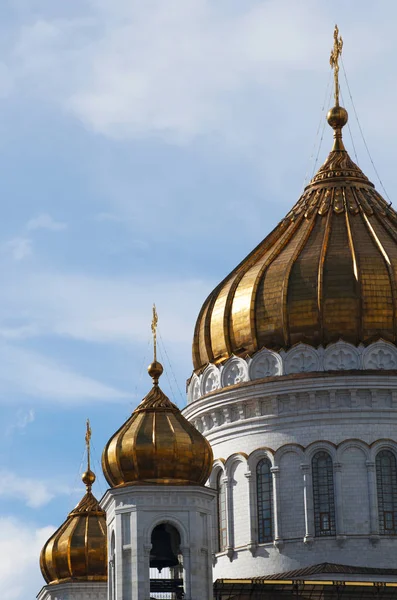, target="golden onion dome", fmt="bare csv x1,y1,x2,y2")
40,467,107,585
102,360,213,487
193,99,397,371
